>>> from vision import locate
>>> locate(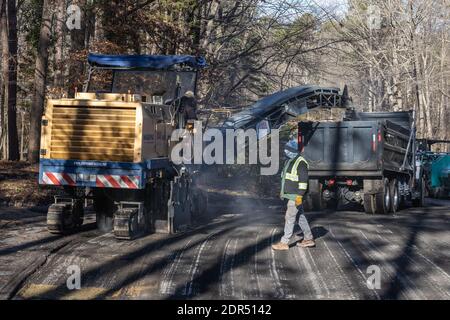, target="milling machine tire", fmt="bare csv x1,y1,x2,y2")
113,208,139,240
47,200,83,234
47,203,71,234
